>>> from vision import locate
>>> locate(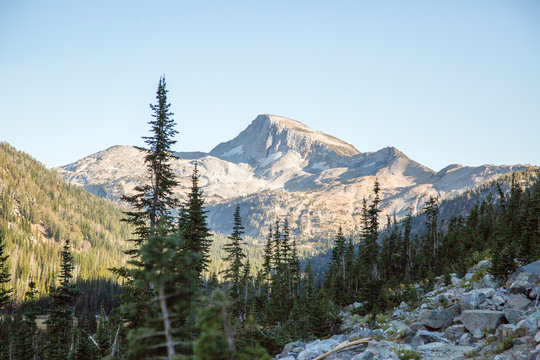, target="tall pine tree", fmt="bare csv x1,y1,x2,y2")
180,162,212,276
0,229,11,311
222,204,246,299
45,239,79,360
